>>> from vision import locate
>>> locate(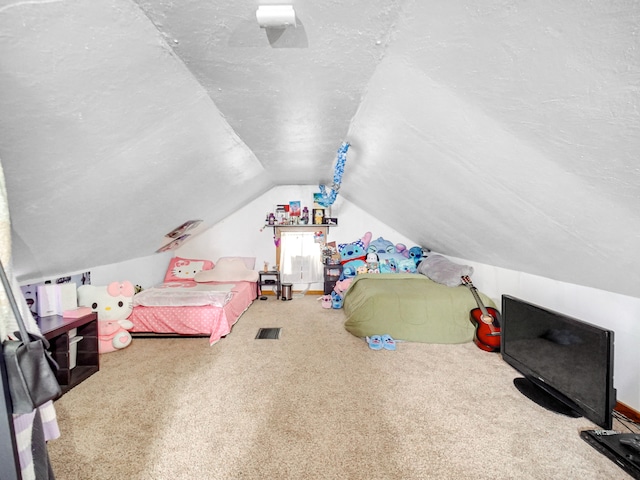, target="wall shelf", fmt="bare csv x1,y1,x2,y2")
264,224,335,230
